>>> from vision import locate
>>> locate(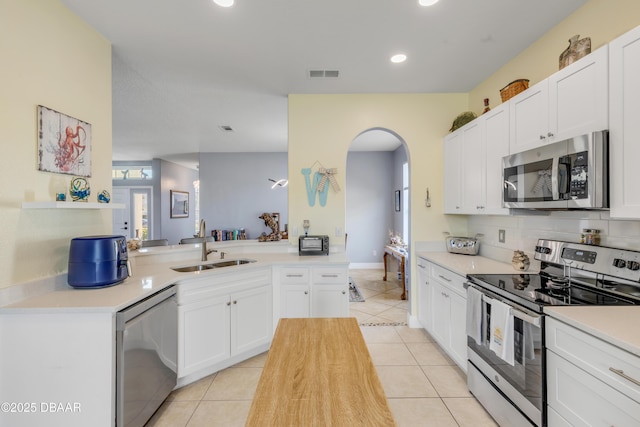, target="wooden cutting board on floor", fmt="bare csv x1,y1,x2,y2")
245,317,397,426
